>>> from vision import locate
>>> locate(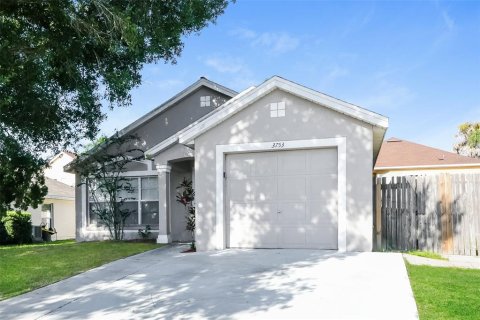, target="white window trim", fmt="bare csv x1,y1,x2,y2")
200,95,211,107
87,175,159,227
215,137,347,252
270,101,286,118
